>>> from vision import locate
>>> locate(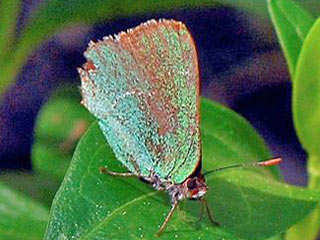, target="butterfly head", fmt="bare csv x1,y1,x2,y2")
184,175,208,200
